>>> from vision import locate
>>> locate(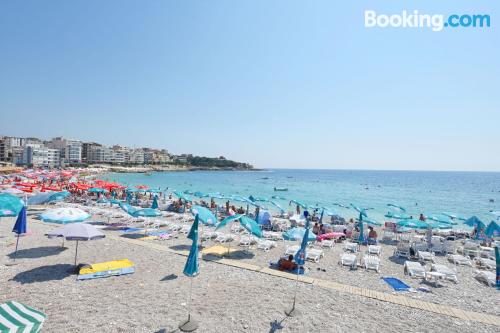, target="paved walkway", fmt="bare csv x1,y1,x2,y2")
110,235,500,327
